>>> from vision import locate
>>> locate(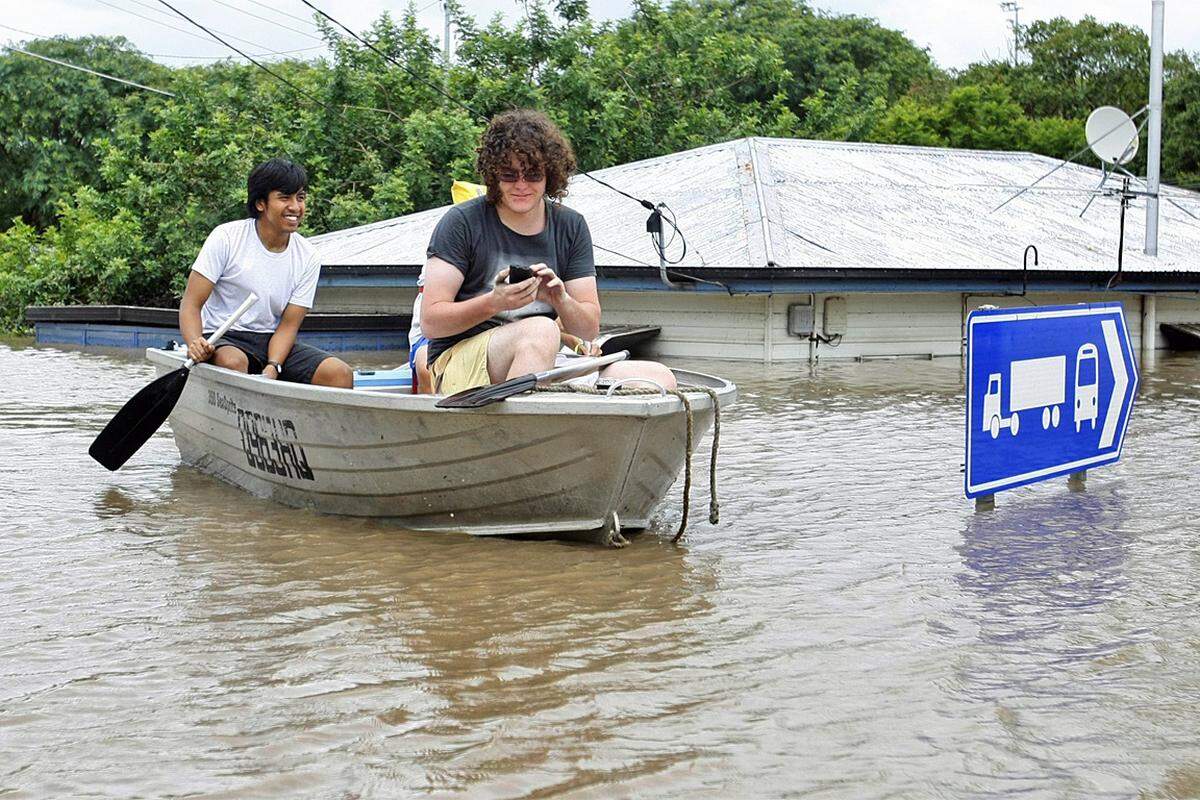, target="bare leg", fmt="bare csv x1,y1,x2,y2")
212,345,250,372
600,359,677,390
486,317,560,383
311,356,354,388
414,345,433,394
